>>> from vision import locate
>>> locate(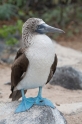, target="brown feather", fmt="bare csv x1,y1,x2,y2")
9,48,29,101
14,48,25,60
46,54,58,84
